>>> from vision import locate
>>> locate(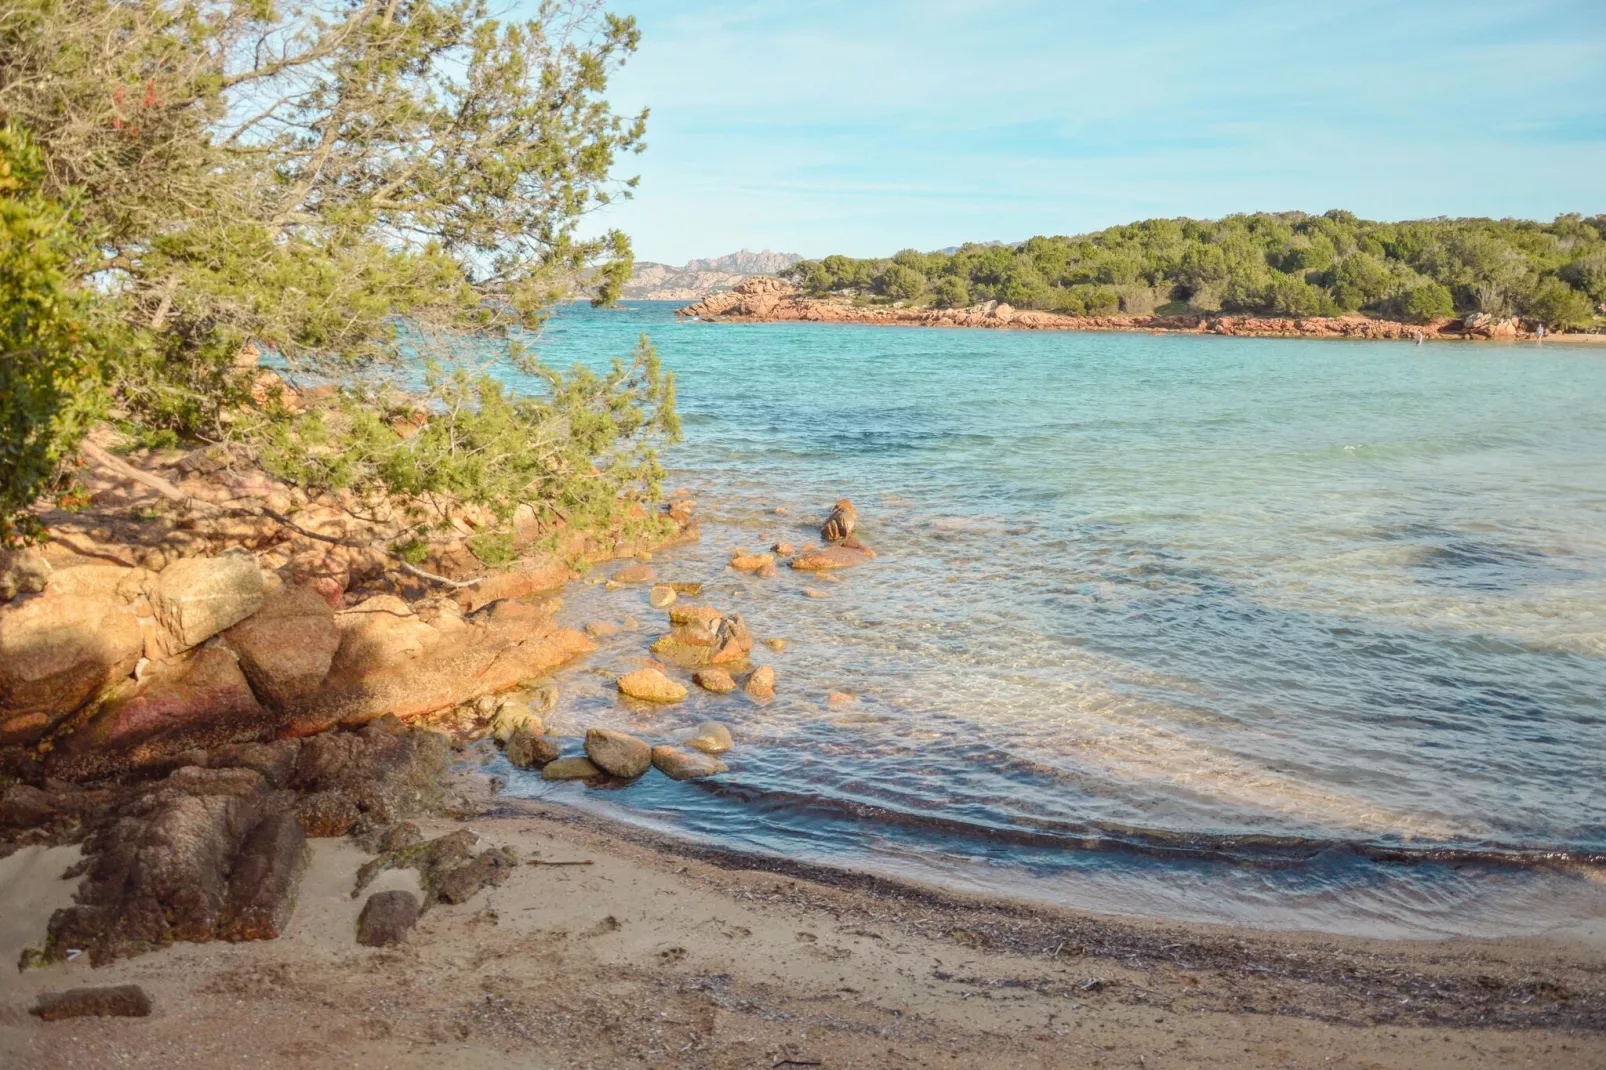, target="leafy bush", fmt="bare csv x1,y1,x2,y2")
1525,278,1596,329
1397,283,1456,323
876,263,927,302
0,127,107,545
932,276,970,309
